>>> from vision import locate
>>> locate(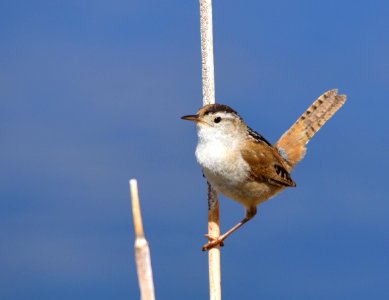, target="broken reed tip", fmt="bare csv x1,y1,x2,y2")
129,178,144,238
